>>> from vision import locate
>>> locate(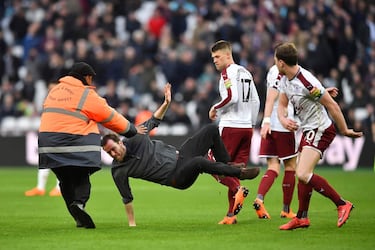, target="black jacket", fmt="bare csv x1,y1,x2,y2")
111,116,179,204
